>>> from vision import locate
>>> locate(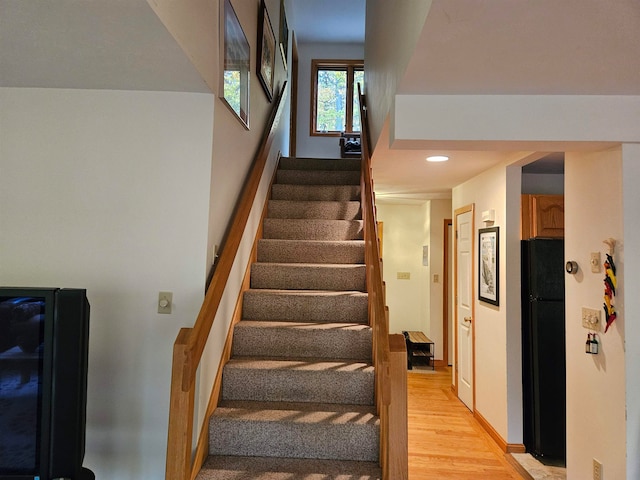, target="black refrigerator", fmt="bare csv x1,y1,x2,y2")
521,238,566,466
